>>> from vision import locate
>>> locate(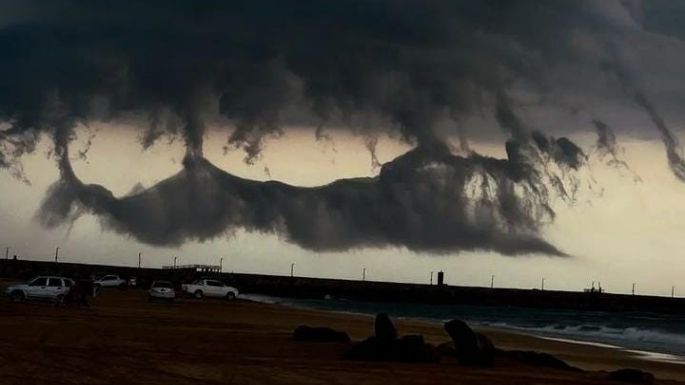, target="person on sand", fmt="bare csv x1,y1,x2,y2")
67,275,94,308
79,278,94,307
66,280,82,307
